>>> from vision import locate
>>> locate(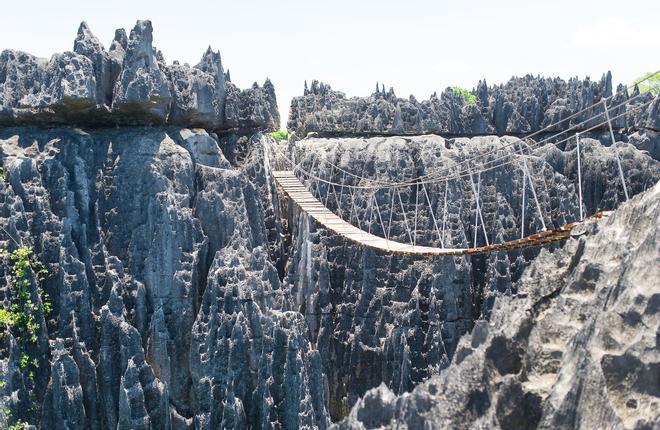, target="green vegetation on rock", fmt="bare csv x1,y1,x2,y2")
450,86,477,105
0,245,50,427
635,71,660,96
267,129,289,141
